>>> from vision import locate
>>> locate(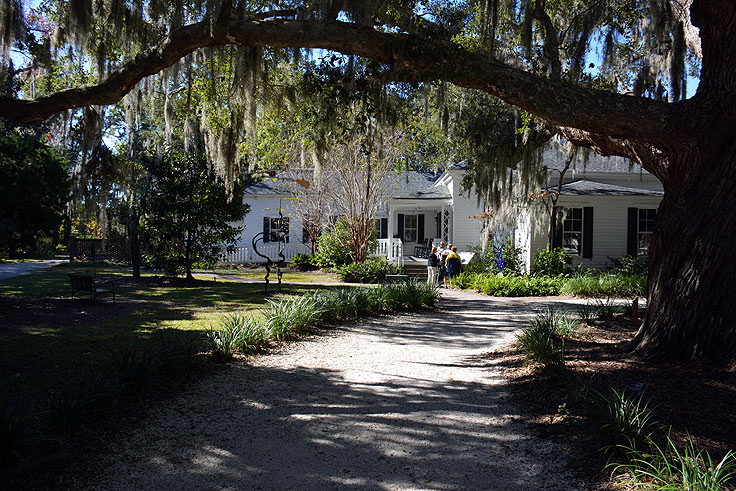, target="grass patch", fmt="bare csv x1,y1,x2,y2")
0,263,344,463
196,267,337,284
